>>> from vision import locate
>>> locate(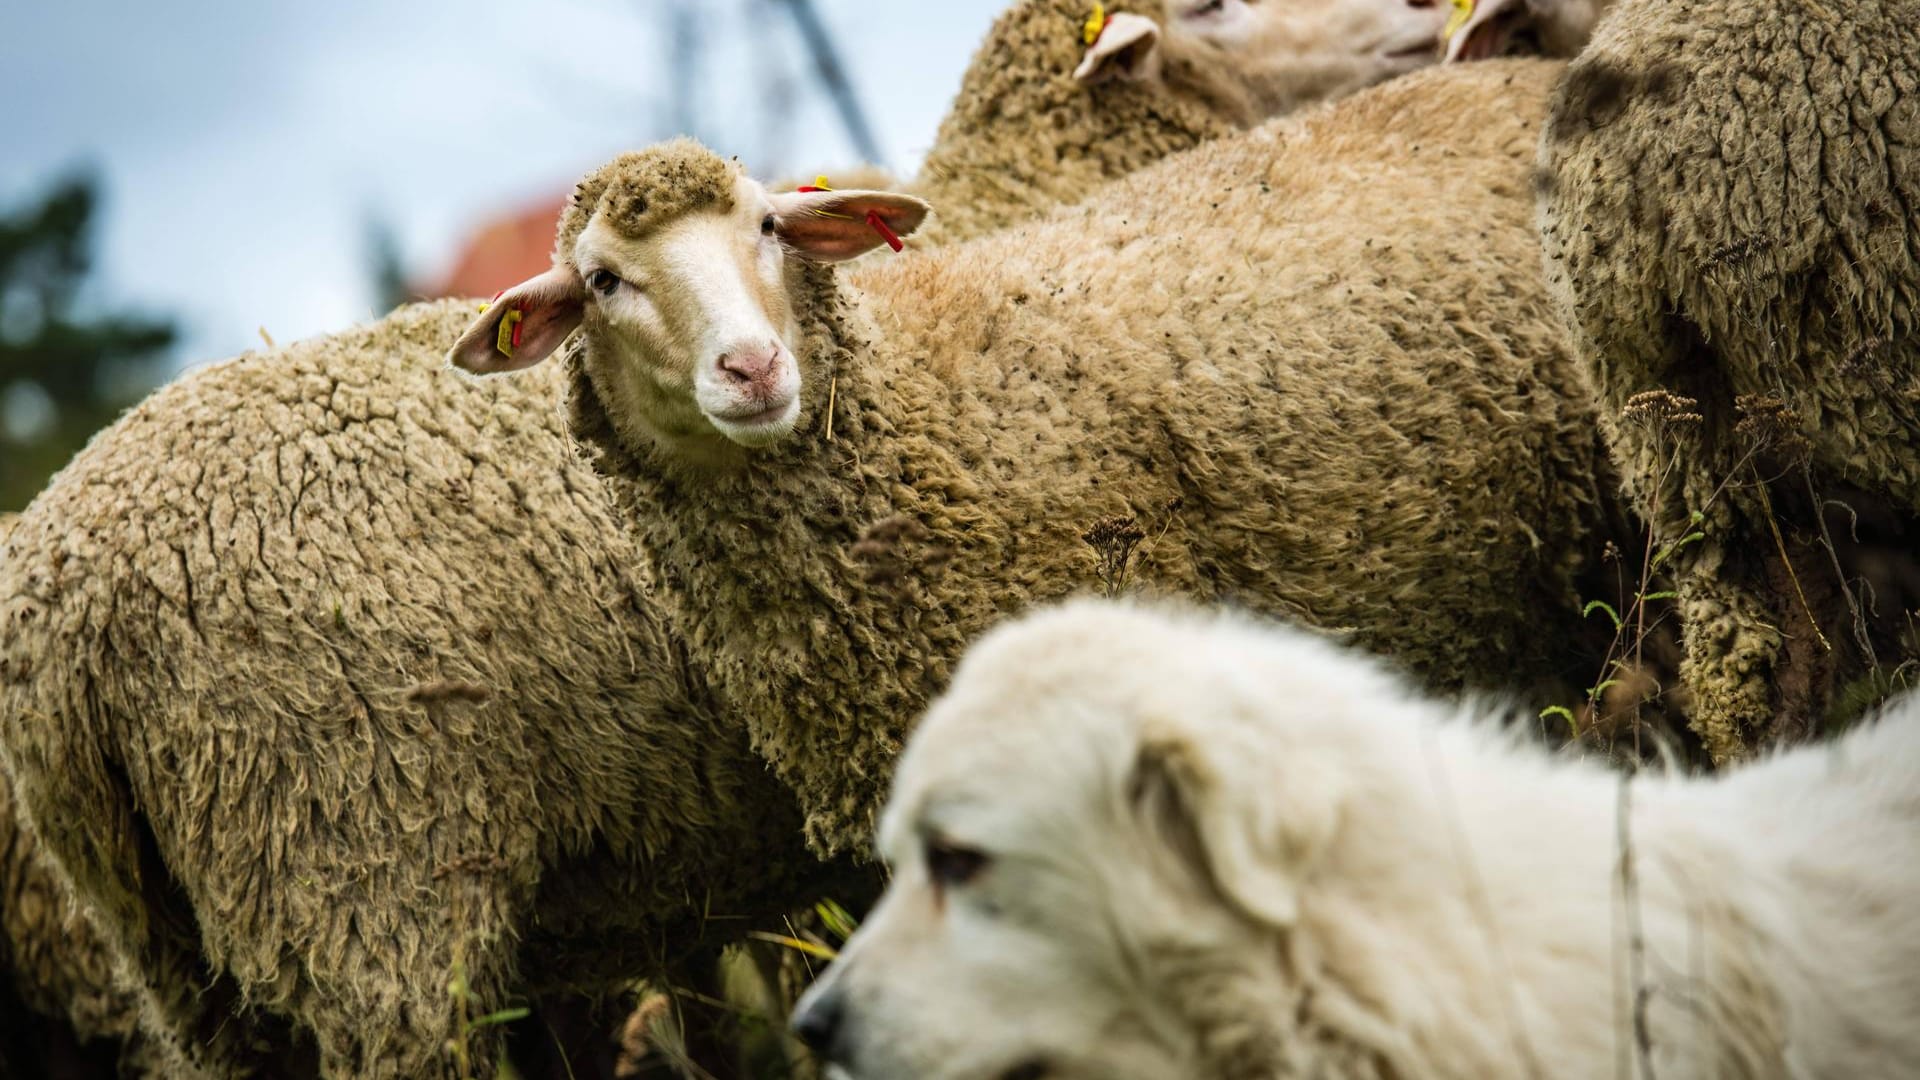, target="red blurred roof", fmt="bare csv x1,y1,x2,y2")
419,193,567,300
